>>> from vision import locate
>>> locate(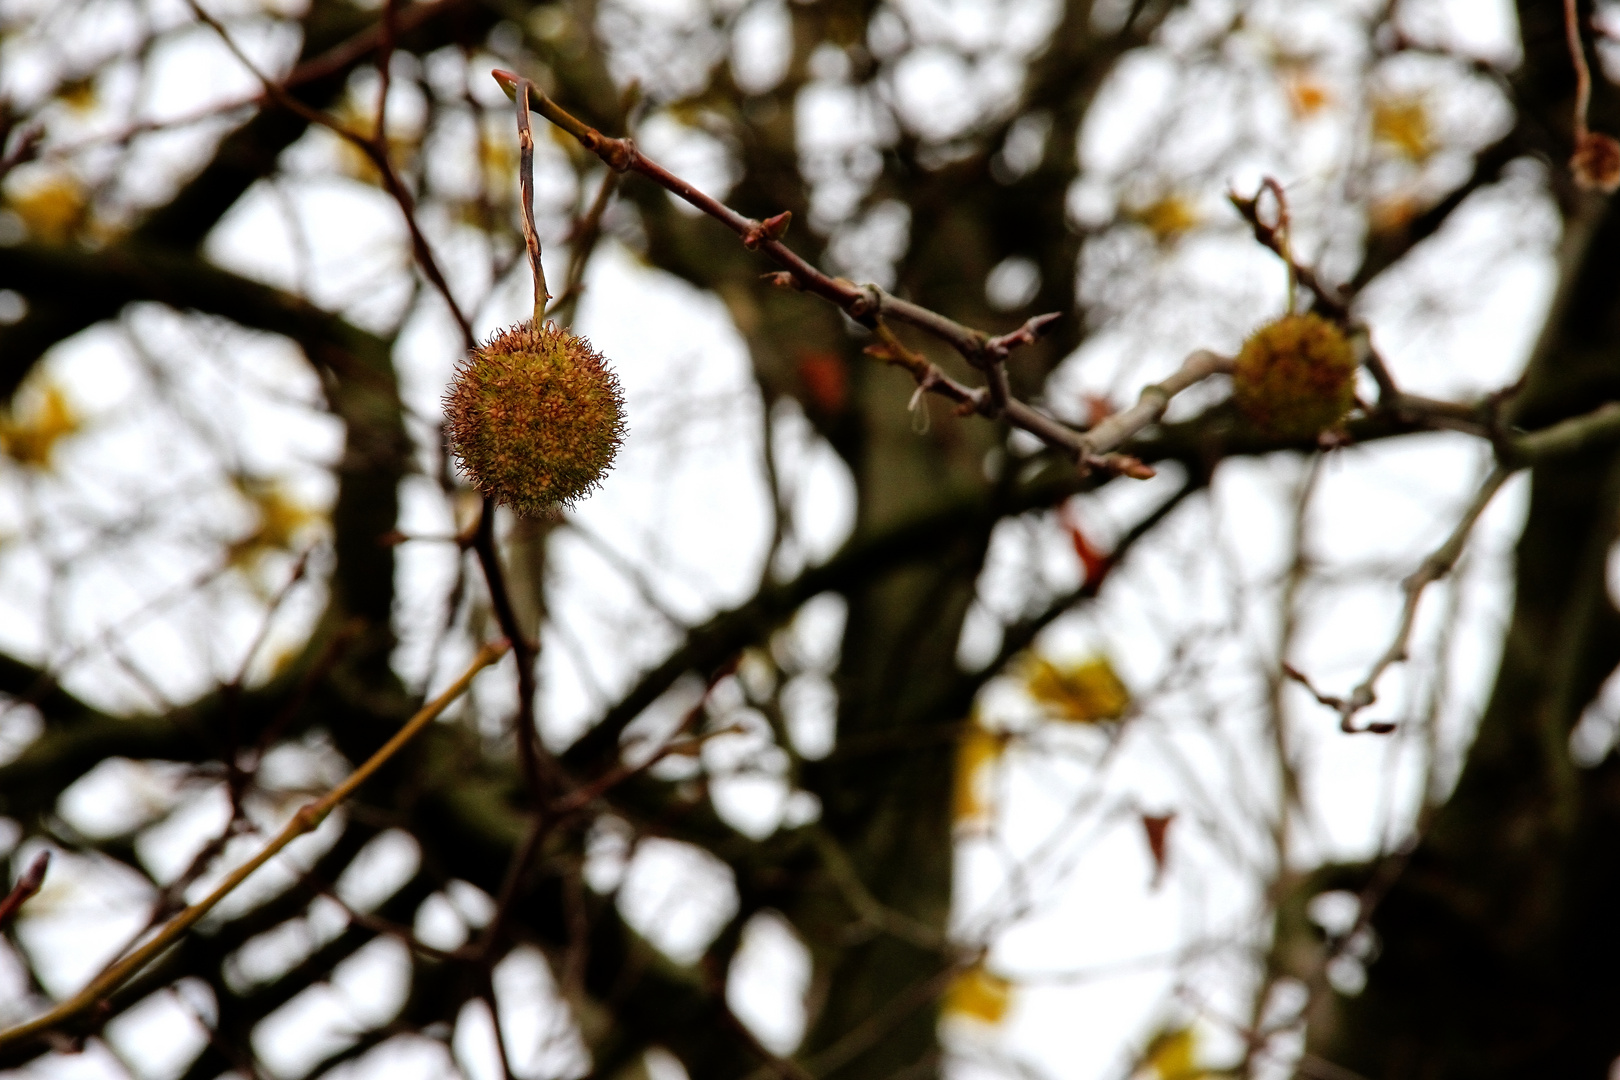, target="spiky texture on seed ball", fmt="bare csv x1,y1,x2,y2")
446,322,626,516
1231,313,1357,440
